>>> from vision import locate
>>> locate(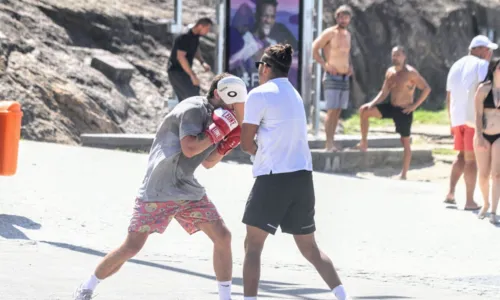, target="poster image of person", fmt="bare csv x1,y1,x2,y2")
227,0,300,91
